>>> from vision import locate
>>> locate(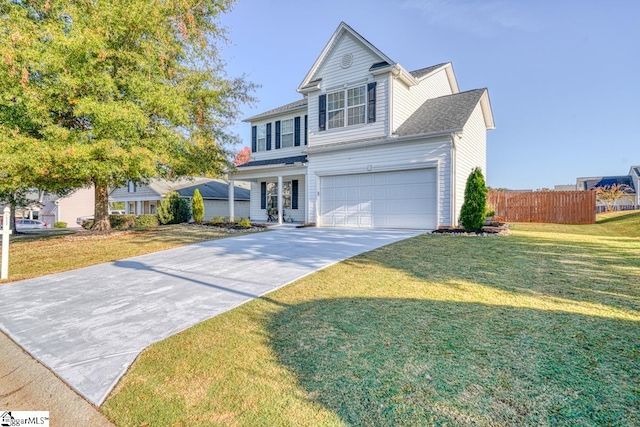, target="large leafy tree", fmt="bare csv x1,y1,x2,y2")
0,0,254,229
